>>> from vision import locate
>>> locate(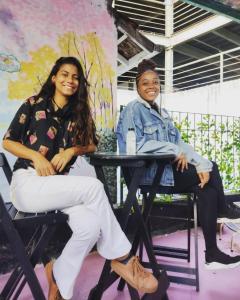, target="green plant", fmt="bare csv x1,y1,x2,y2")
97,128,117,202
174,113,240,193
